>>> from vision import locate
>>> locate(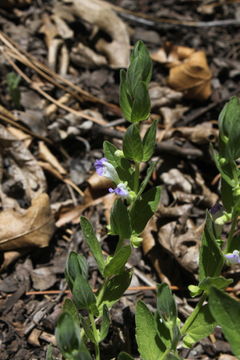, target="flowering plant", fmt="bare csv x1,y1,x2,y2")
53,41,240,360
